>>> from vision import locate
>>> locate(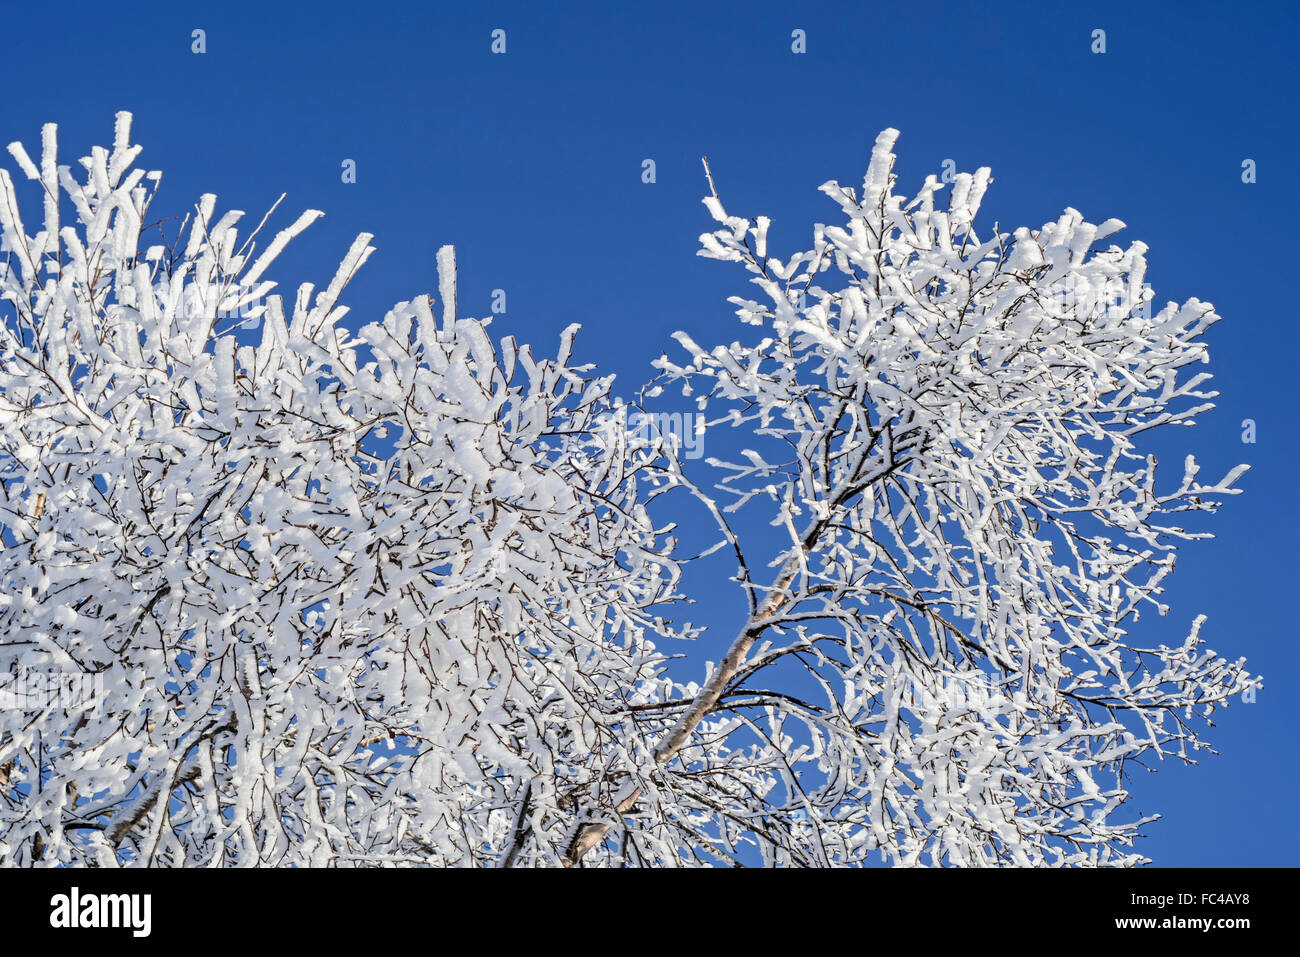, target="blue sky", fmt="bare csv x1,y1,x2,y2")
2,0,1295,865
